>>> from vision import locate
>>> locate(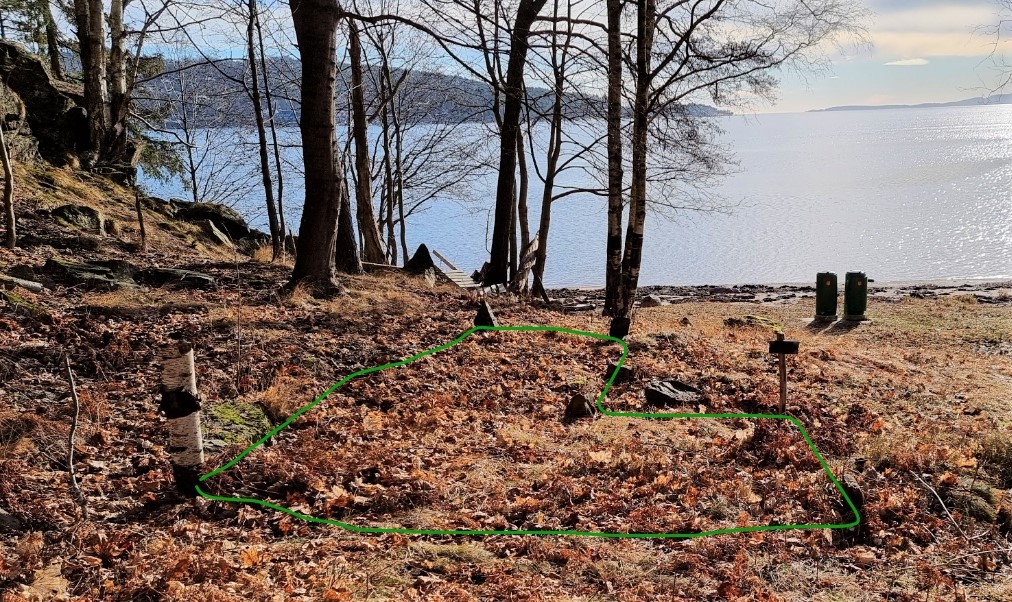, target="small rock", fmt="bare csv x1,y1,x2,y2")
0,507,22,532
723,315,780,329
9,264,37,281
77,233,102,251
235,233,271,256
199,219,234,248
841,473,865,510
563,393,596,423
640,294,663,308
680,316,692,326
103,218,120,236
475,300,498,327
644,379,702,407
44,258,138,290
421,267,437,287
140,267,216,289
52,204,103,232
604,360,635,383
175,202,254,239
